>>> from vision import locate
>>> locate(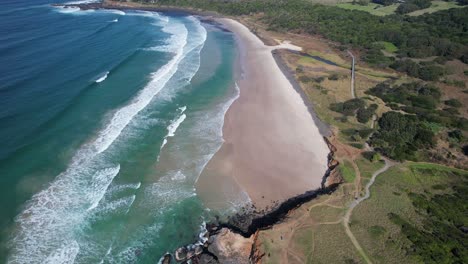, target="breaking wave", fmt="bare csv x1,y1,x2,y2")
95,71,109,83
8,14,208,264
